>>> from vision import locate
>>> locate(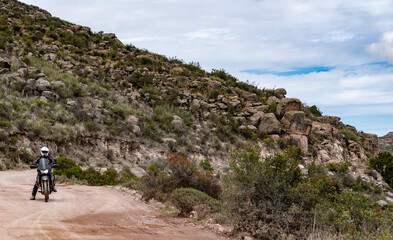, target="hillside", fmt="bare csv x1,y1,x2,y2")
0,0,380,176
379,132,393,154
